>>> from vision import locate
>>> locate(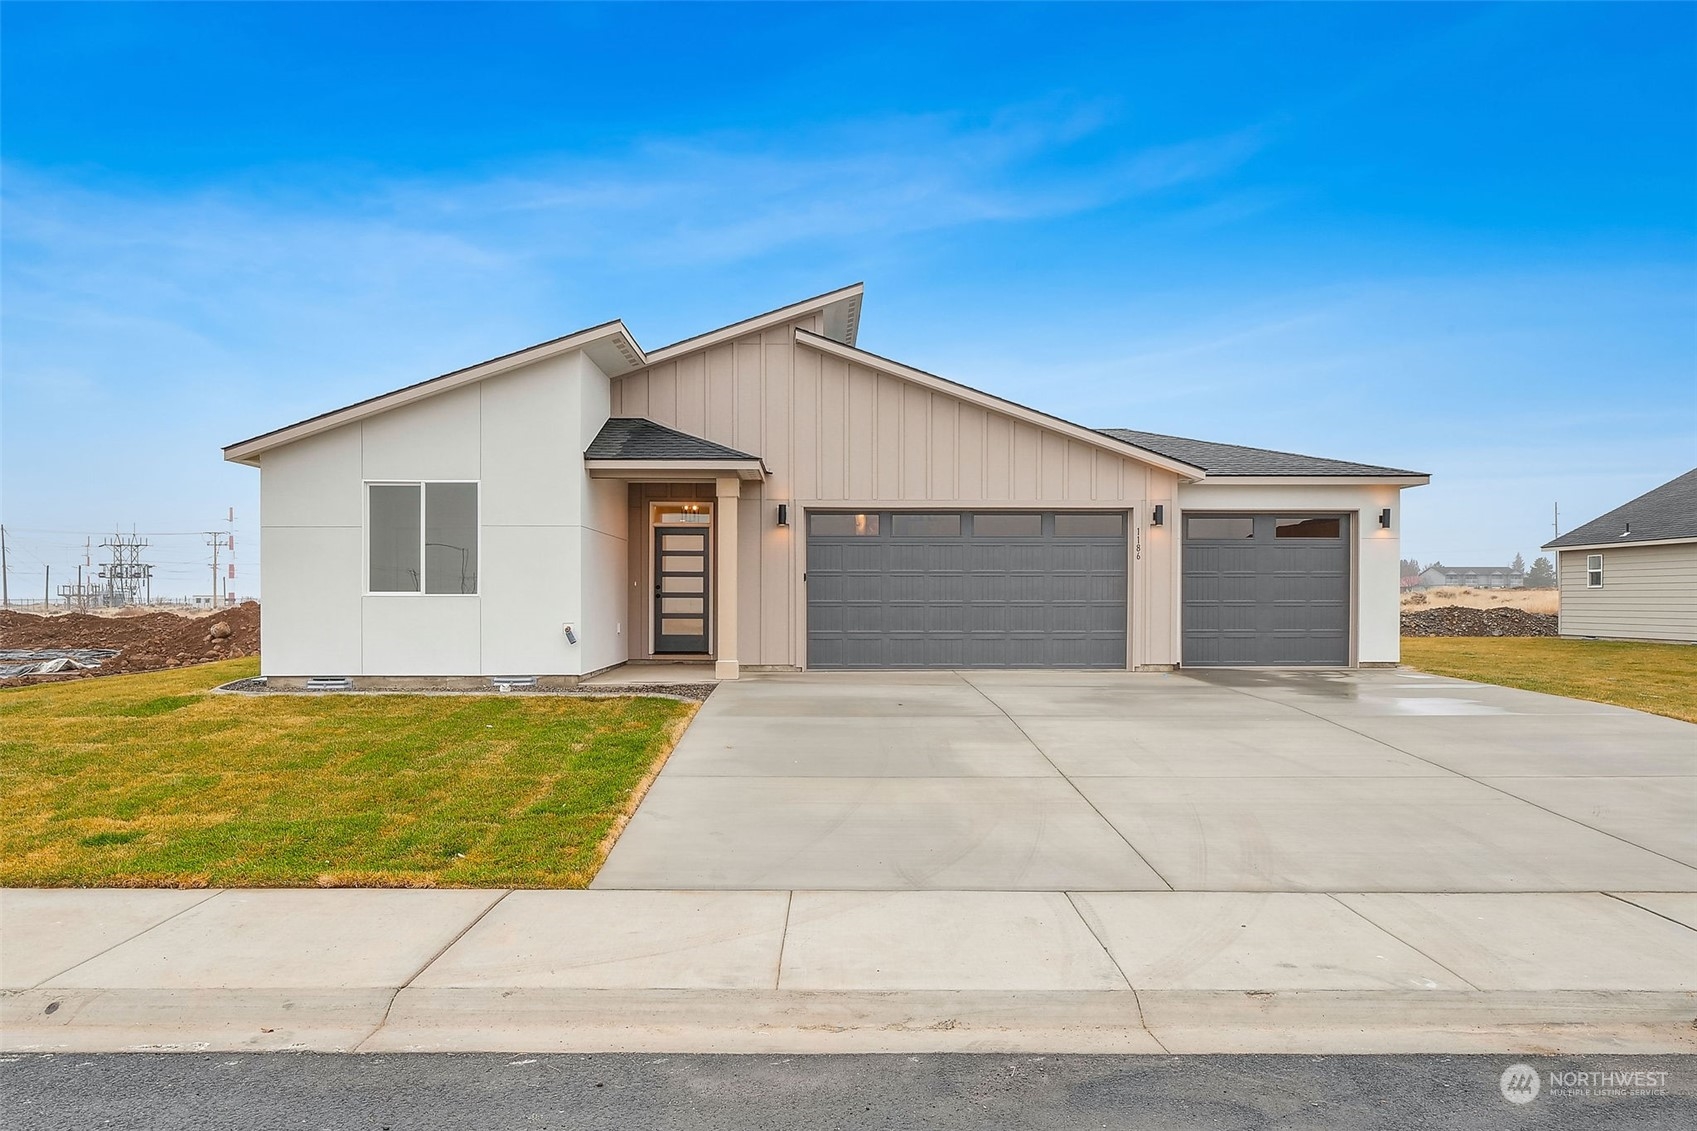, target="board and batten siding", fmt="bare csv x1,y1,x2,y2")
610,316,1181,669
1558,543,1697,643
